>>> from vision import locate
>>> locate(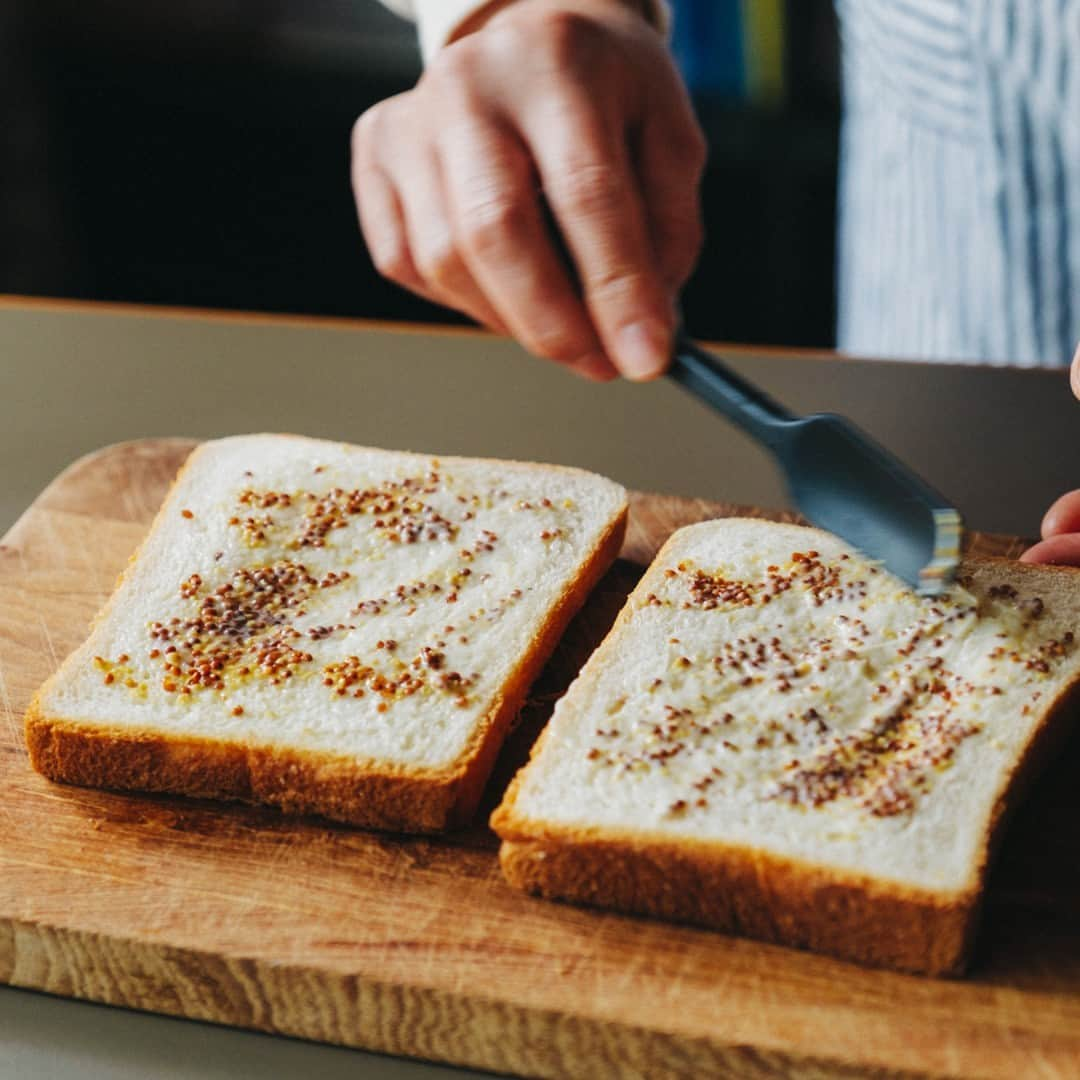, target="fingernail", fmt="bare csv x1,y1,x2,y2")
616,320,670,381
